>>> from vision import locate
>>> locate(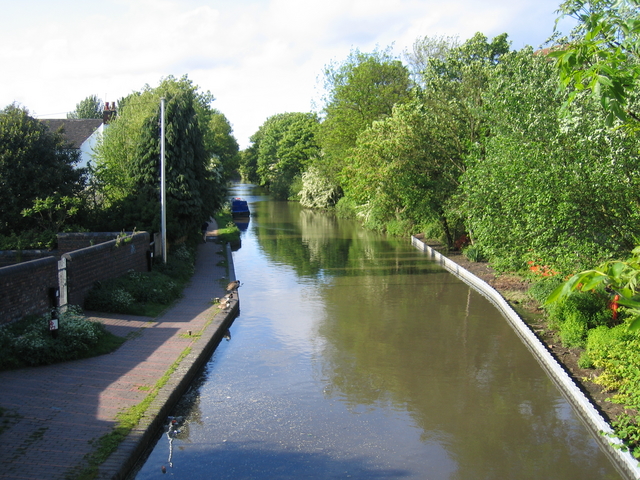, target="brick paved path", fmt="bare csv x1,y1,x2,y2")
0,223,238,480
